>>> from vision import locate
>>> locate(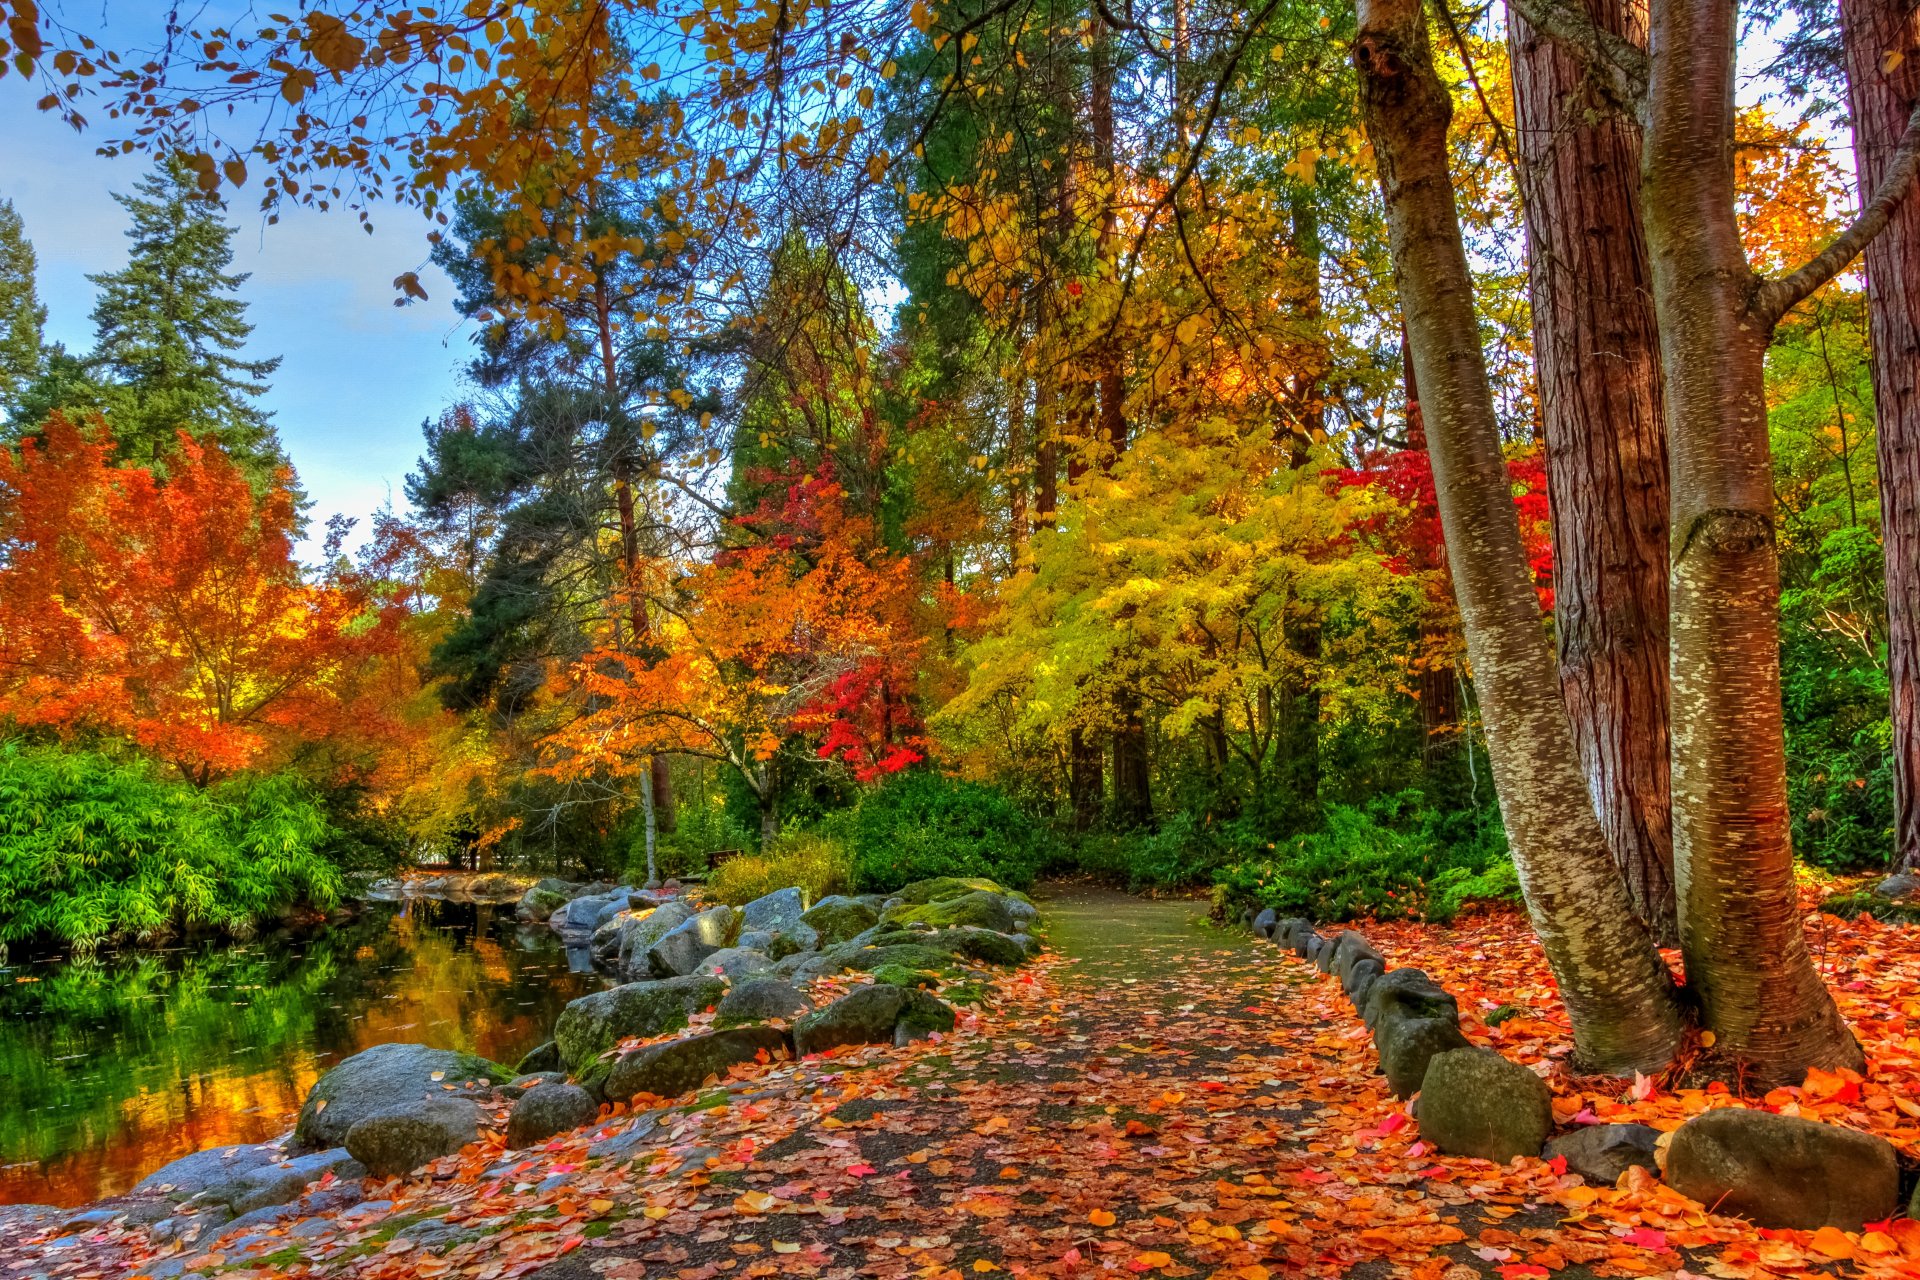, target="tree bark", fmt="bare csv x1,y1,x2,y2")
1844,0,1920,872
1509,0,1677,943
1353,0,1684,1073
1069,728,1103,830
1643,0,1863,1079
